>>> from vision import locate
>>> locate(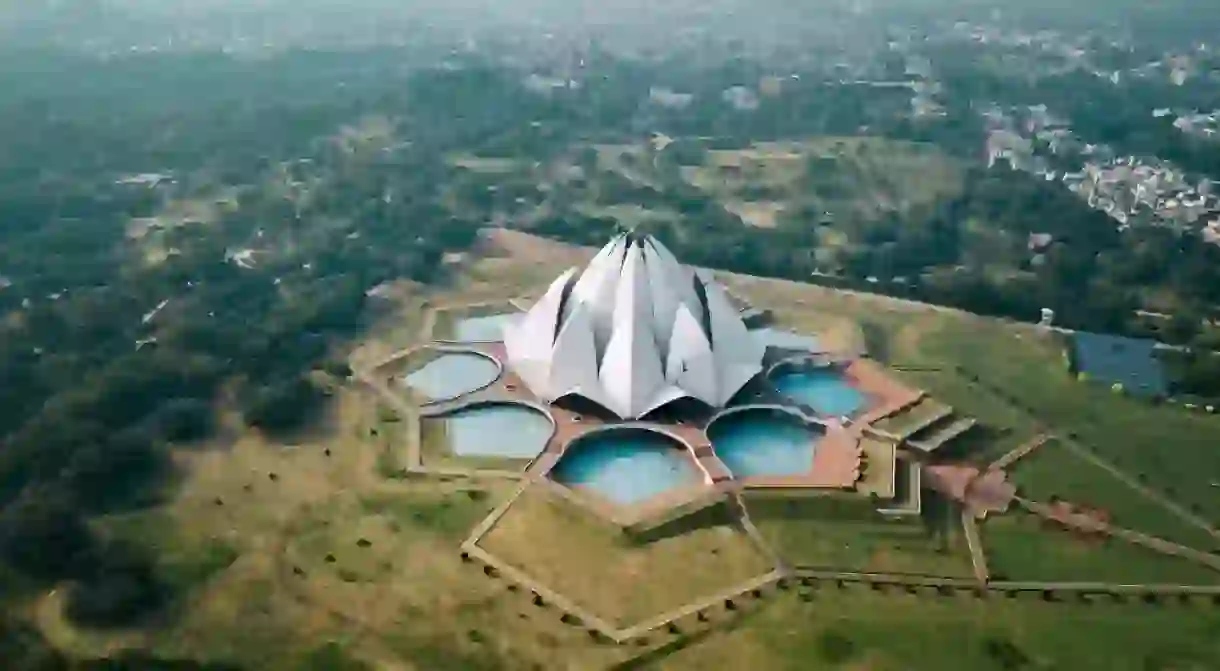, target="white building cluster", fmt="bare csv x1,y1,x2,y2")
504,233,765,419
984,105,1220,234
